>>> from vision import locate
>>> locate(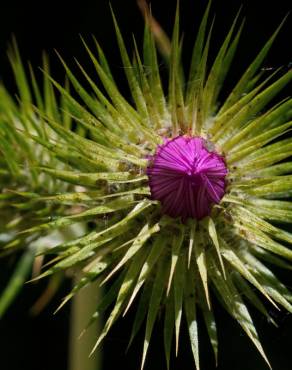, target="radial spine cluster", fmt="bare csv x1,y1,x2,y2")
1,2,292,370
